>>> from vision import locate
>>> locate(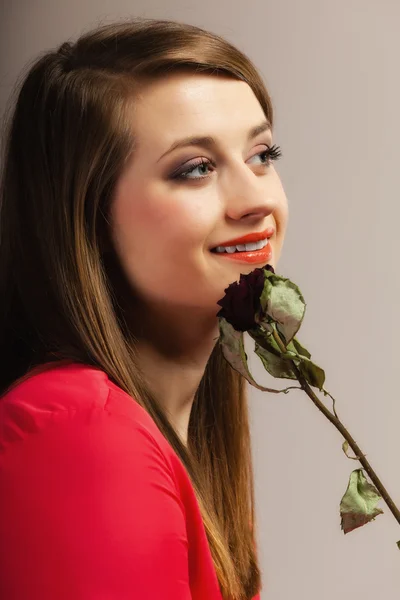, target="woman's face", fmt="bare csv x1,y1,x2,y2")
110,73,289,315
